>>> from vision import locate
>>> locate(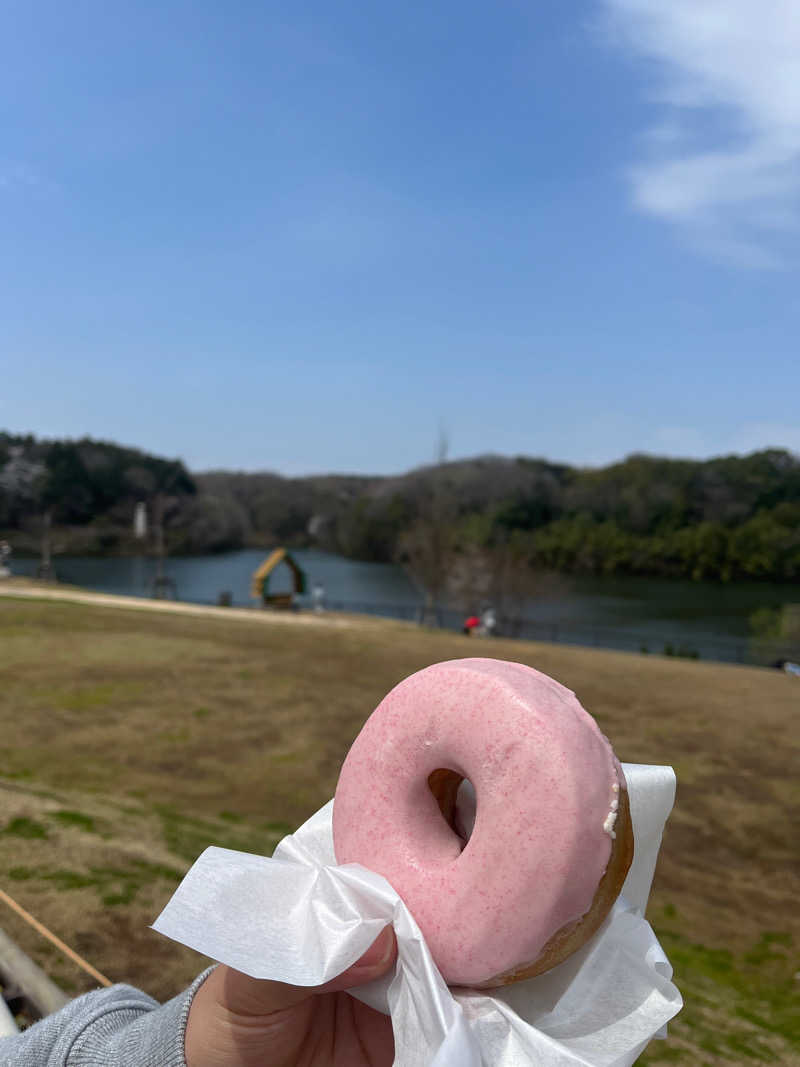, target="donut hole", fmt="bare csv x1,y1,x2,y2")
427,769,476,847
